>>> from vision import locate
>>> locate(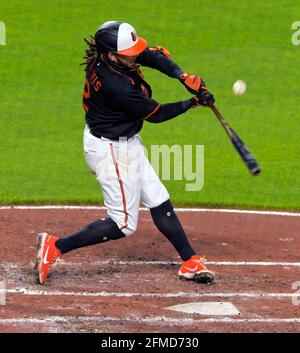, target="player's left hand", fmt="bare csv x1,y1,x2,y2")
179,72,207,95
193,90,215,107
